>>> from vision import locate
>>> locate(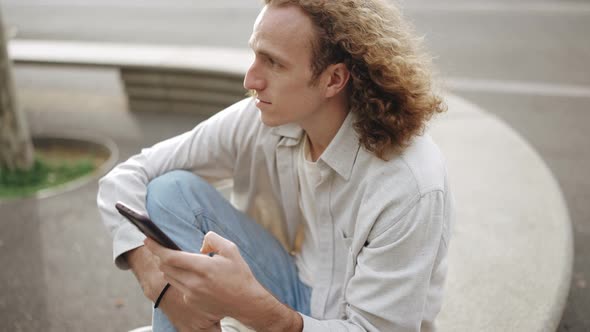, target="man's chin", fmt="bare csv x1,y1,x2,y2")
260,117,283,127
259,112,287,127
